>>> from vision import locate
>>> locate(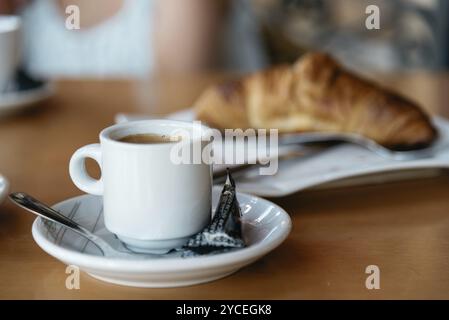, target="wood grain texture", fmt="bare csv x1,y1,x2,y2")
0,73,448,299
